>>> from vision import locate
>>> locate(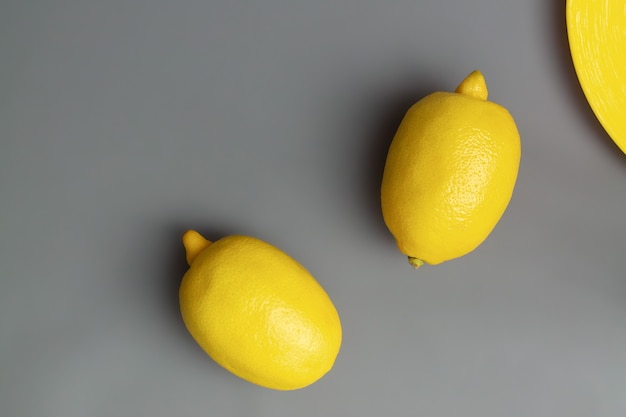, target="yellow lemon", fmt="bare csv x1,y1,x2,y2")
381,70,521,267
179,230,342,390
567,0,626,153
